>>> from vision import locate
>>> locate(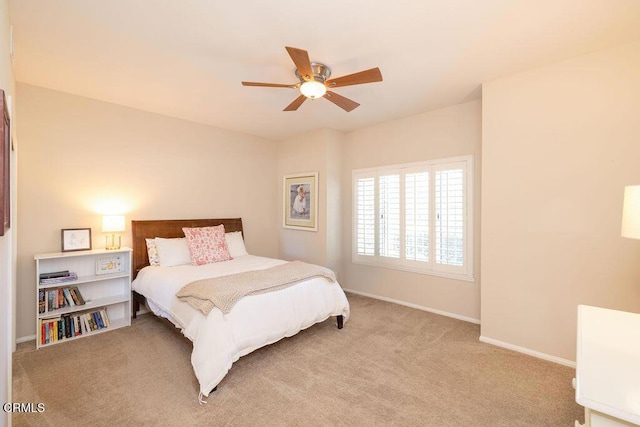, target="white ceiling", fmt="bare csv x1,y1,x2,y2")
8,0,640,141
